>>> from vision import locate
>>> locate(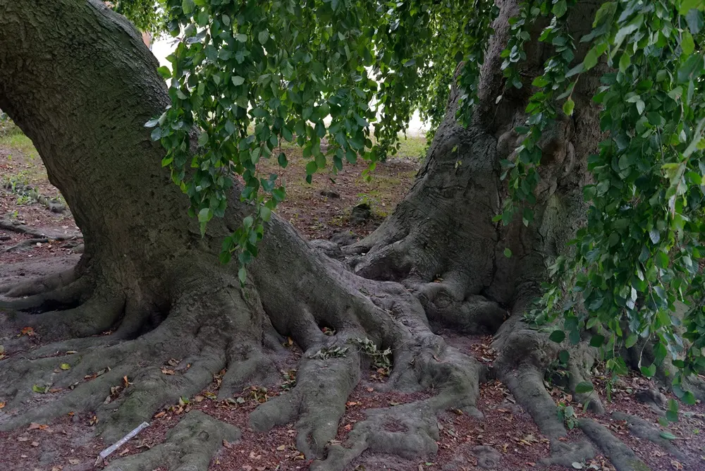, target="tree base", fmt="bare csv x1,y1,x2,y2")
2,250,698,471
